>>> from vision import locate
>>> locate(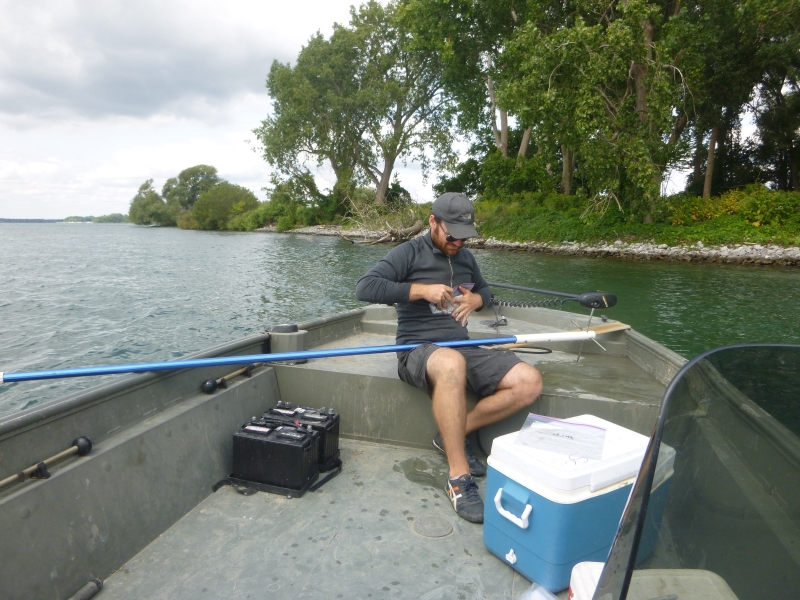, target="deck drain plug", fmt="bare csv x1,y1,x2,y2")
413,516,453,538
